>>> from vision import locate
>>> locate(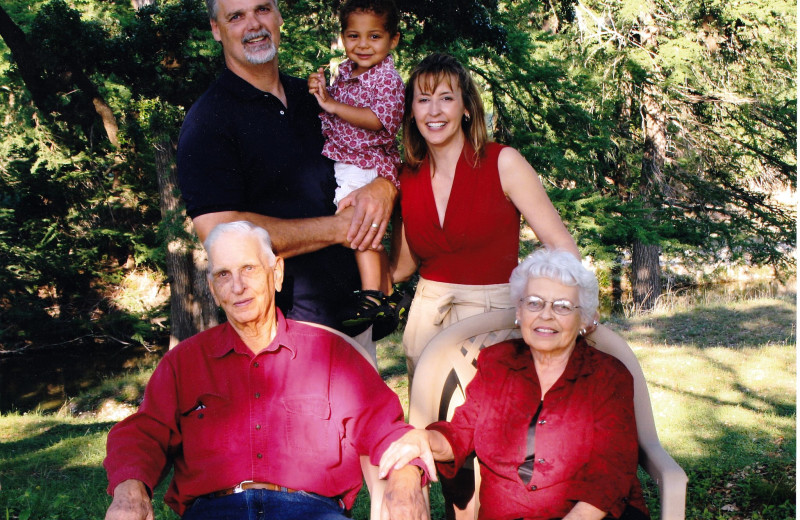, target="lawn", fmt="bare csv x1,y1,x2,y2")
0,292,795,520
